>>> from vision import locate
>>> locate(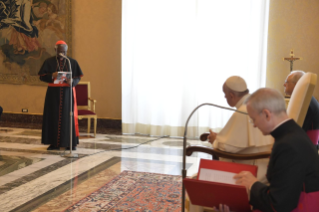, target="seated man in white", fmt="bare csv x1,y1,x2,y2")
284,70,319,146
208,76,273,183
